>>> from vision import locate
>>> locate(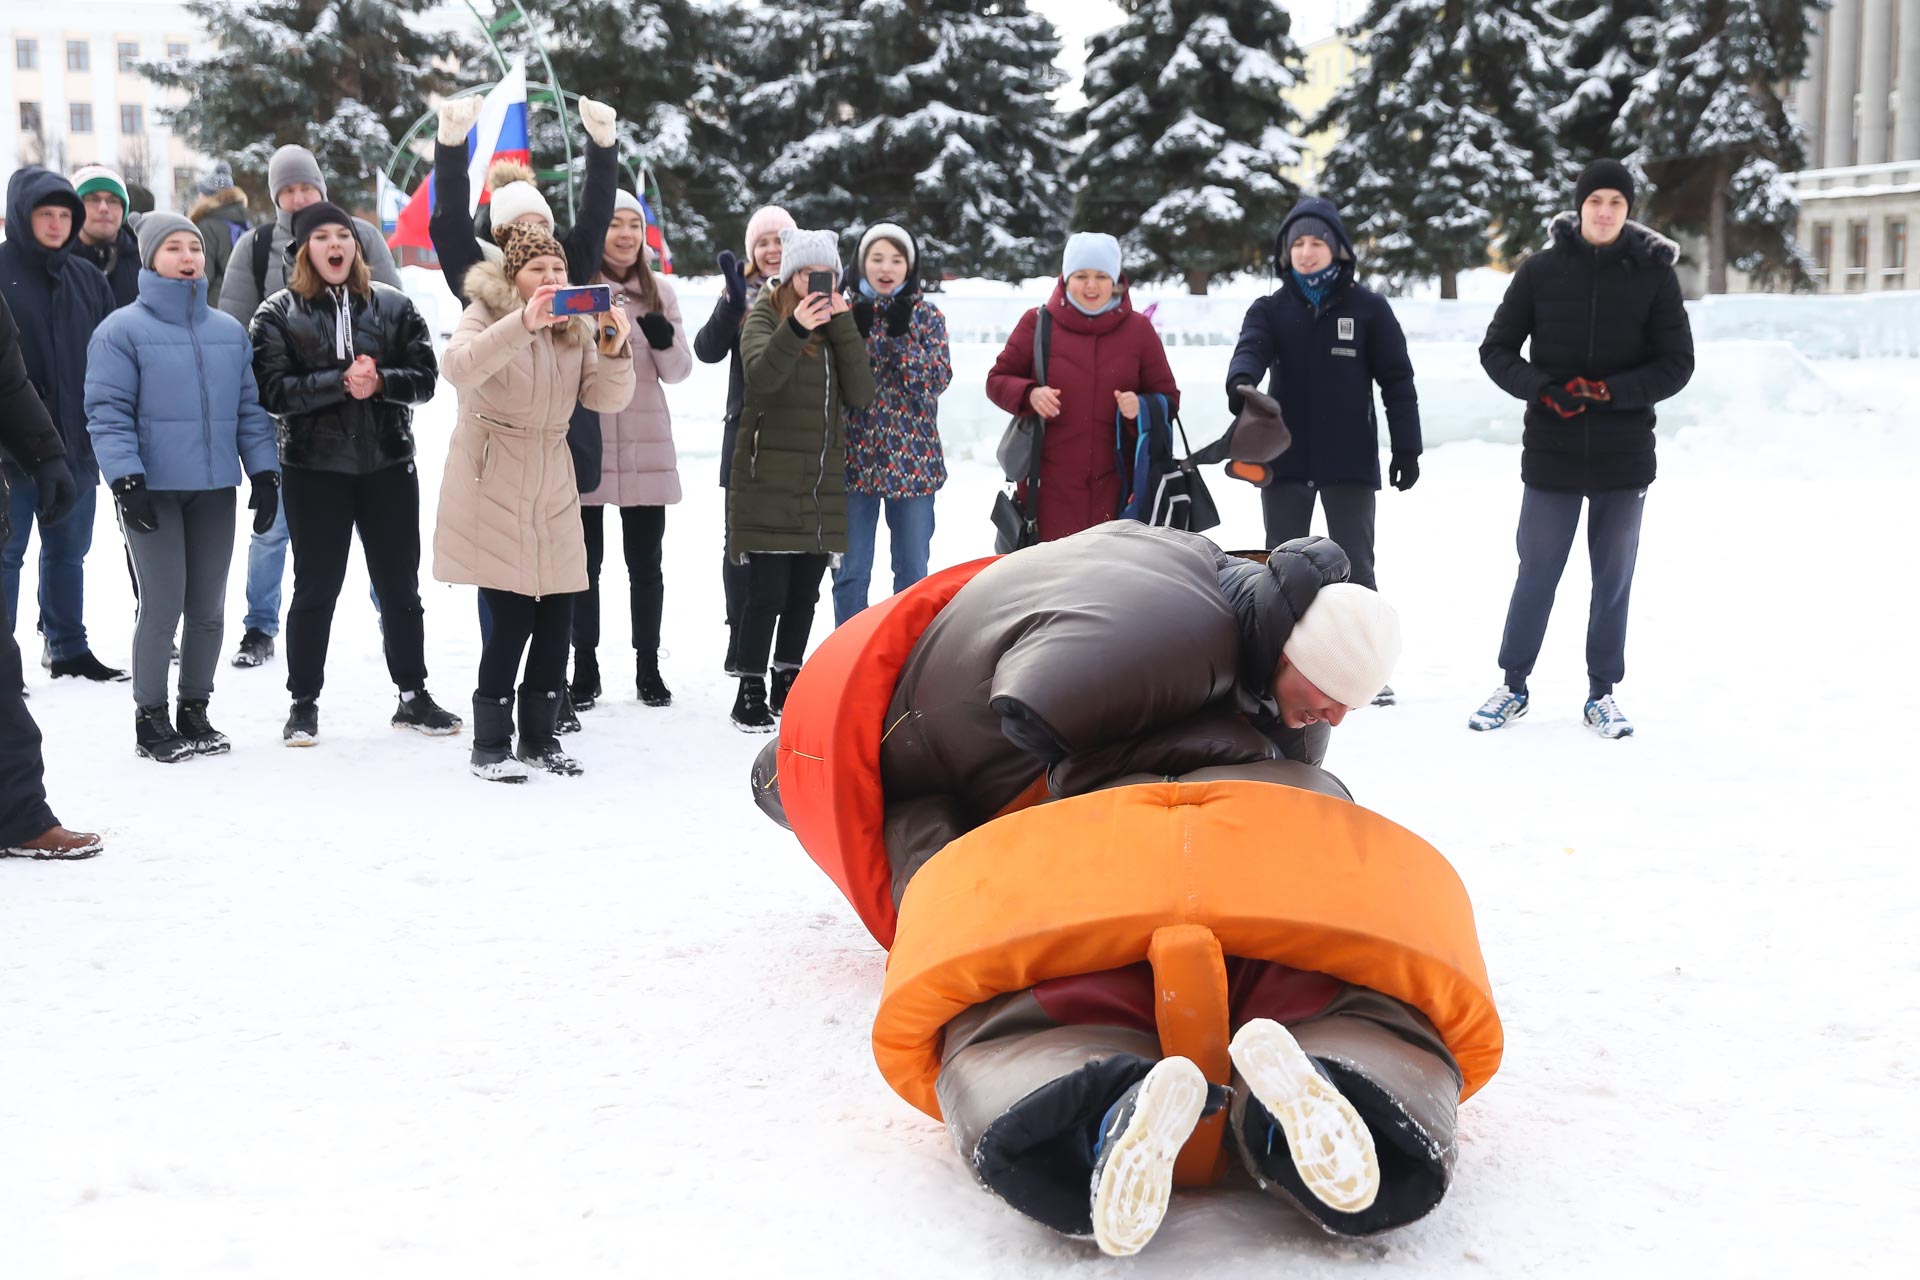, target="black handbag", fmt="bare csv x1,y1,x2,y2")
1160,414,1222,533
990,310,1052,553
